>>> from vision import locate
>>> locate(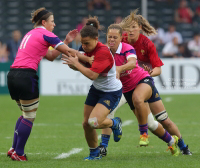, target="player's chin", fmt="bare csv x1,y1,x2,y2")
83,49,90,53
129,35,135,39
